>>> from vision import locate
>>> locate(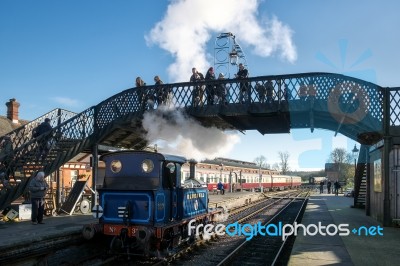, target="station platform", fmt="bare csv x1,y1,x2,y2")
288,193,400,266
0,212,96,250
0,190,261,261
